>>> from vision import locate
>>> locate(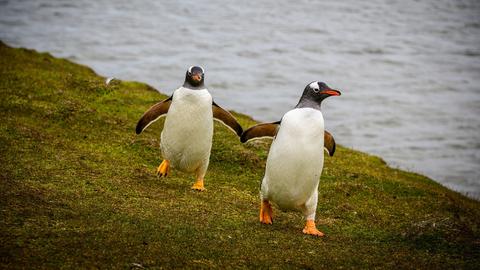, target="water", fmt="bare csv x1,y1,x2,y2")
1,0,479,198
